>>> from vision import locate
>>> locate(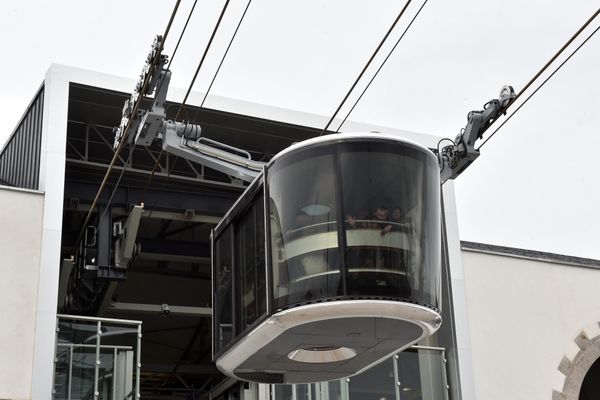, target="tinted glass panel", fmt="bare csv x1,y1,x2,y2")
237,194,267,331
348,357,396,399
340,141,441,309
396,349,449,400
268,148,341,310
215,227,233,351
